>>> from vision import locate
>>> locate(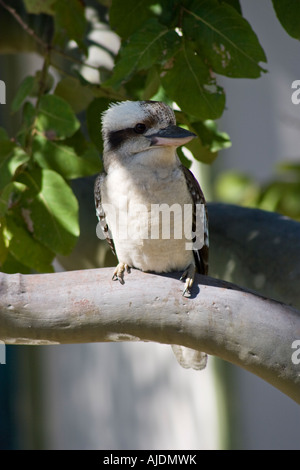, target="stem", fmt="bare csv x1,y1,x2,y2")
0,0,47,50
0,0,114,72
